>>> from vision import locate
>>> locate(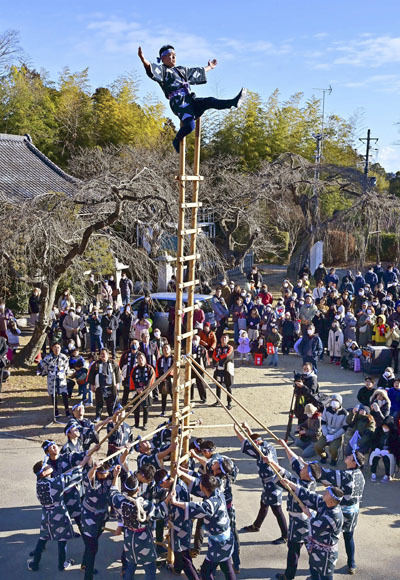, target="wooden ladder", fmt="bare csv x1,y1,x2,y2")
168,119,203,564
